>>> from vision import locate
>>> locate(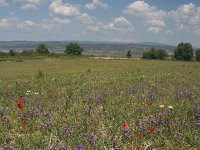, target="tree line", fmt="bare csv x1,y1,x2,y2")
140,42,200,61
1,42,200,61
